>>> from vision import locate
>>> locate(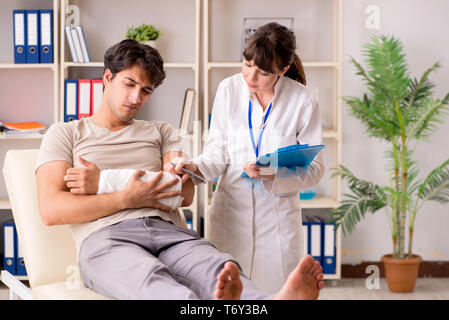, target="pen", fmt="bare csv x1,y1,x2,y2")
180,167,206,184
169,162,206,183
